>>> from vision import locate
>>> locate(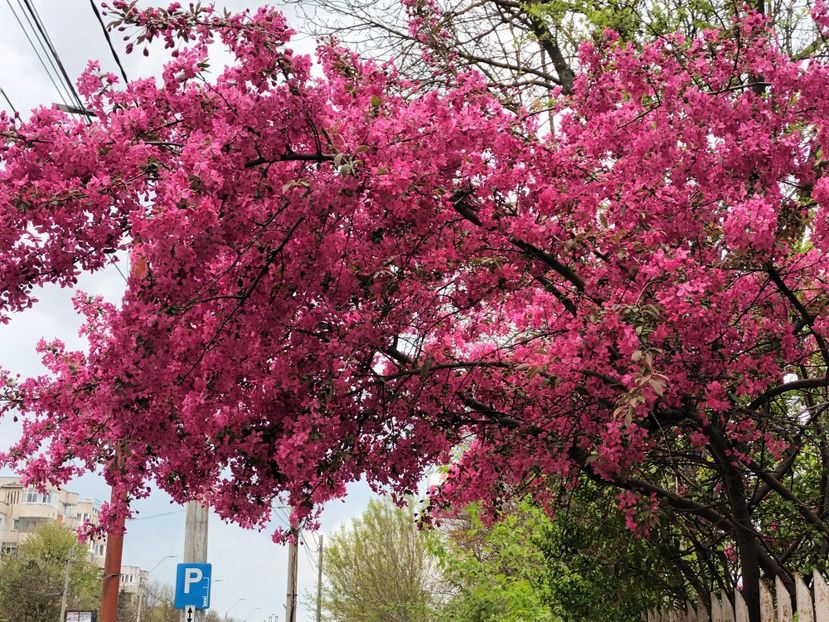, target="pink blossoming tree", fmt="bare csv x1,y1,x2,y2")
4,2,829,617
